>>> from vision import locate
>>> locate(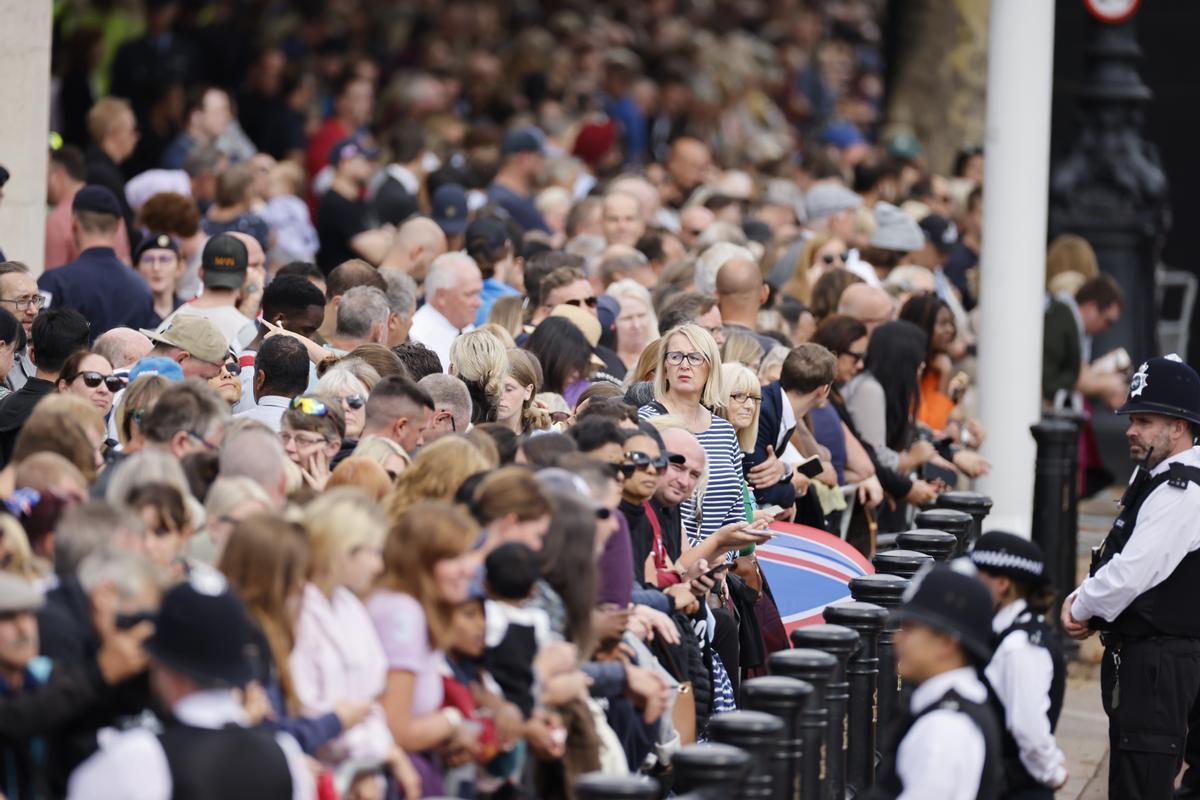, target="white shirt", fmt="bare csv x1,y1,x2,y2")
409,304,471,373
1072,446,1200,623
233,395,291,432
67,689,315,800
165,304,254,353
984,600,1068,788
896,666,987,800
